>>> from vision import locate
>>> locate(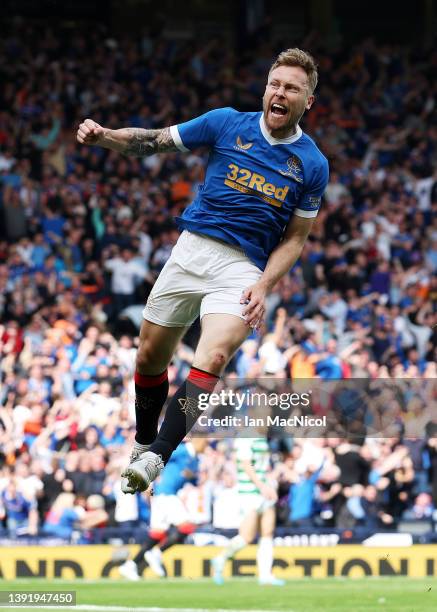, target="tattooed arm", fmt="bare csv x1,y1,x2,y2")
76,118,178,157
101,126,178,156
